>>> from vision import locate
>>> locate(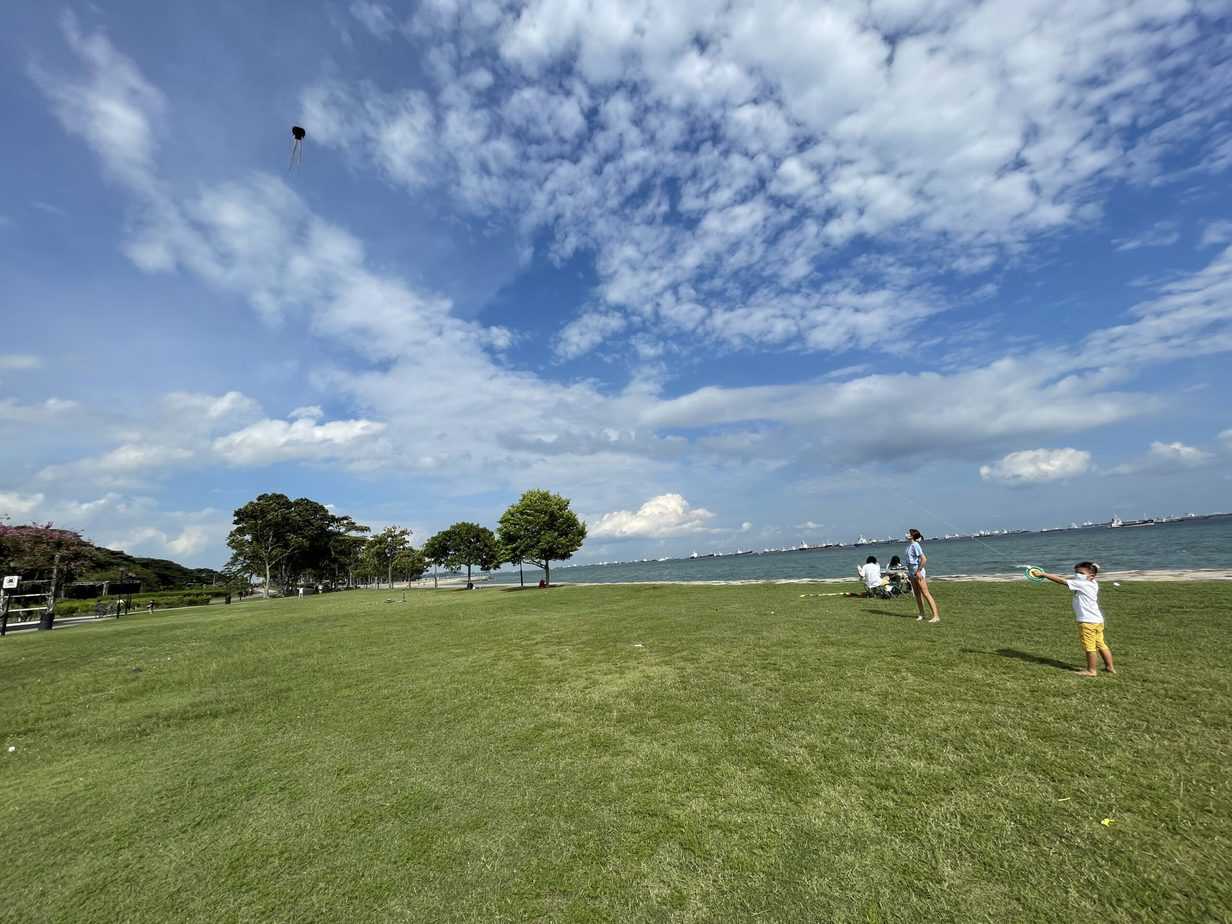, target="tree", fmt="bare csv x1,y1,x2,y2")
365,526,412,588
497,490,586,587
0,522,93,597
227,494,301,597
501,541,527,589
432,522,501,588
328,532,370,588
422,531,449,589
227,494,369,596
392,547,427,584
